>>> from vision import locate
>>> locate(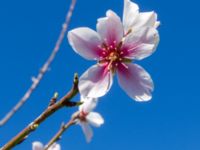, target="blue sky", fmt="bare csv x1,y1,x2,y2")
0,0,200,150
